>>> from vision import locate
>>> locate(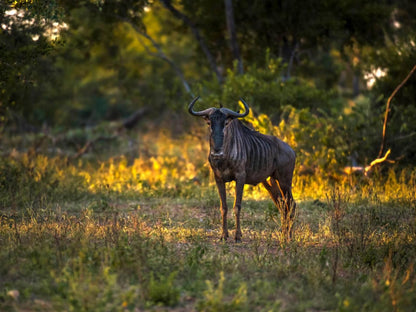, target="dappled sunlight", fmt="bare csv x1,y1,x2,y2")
84,130,211,194
2,0,416,309
2,199,415,253
1,145,415,310
3,112,415,203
